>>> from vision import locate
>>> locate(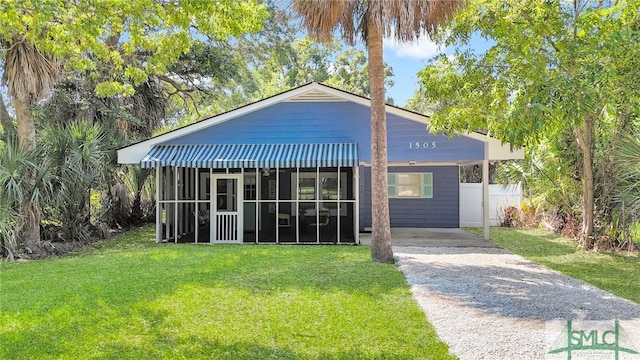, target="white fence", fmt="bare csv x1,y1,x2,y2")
460,183,522,227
